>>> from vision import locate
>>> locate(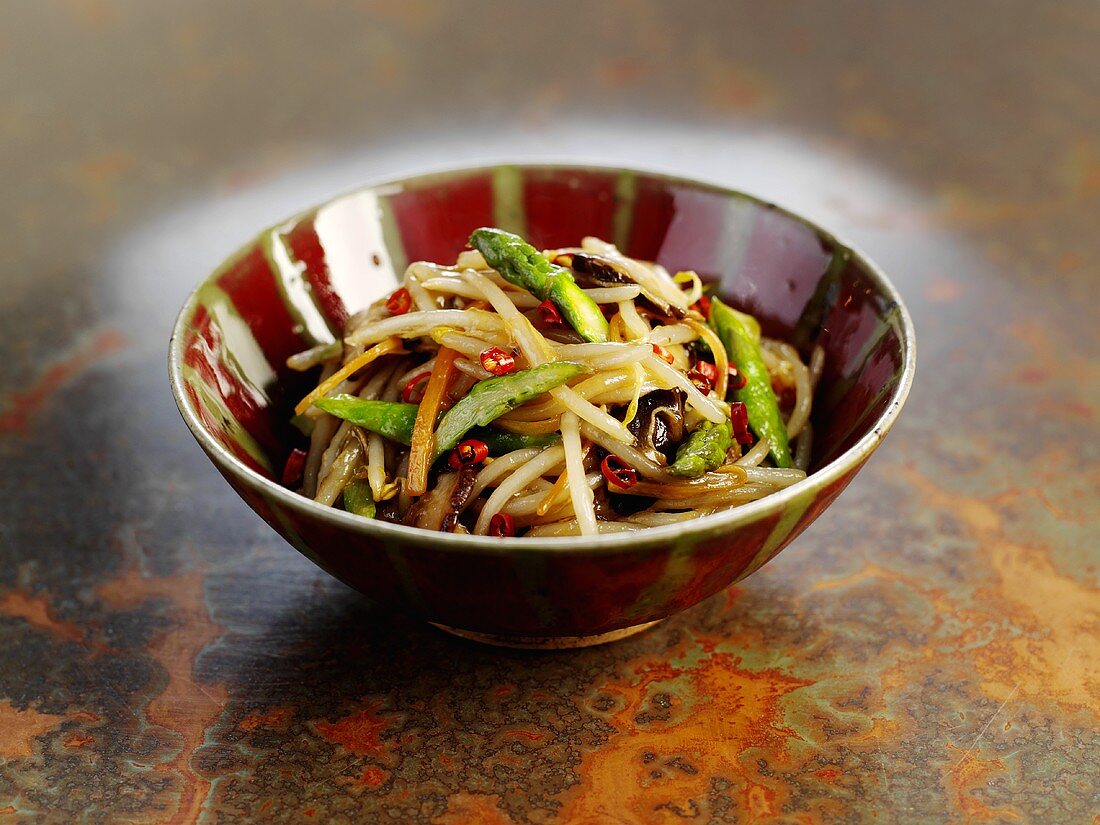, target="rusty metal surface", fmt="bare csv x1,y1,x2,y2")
1,2,1097,822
